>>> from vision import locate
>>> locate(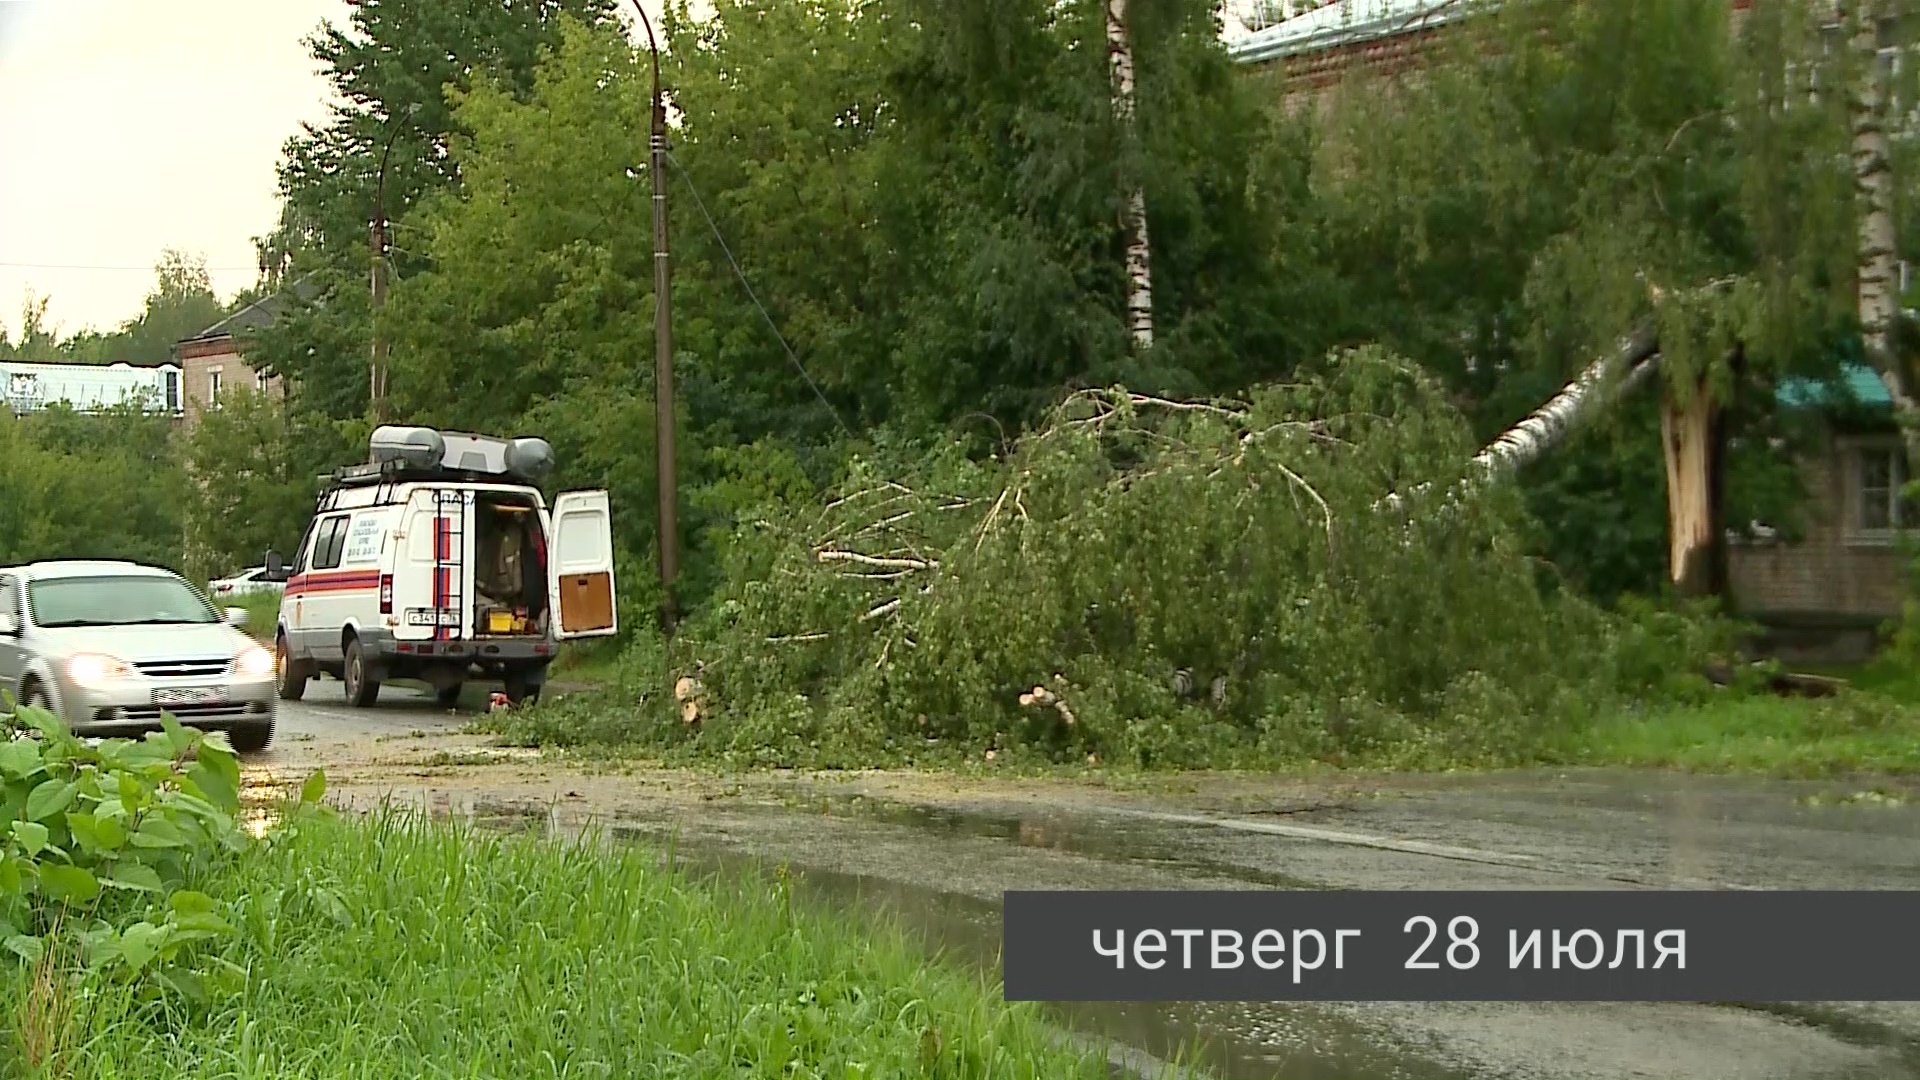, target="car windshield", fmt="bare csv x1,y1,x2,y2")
28,575,221,628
